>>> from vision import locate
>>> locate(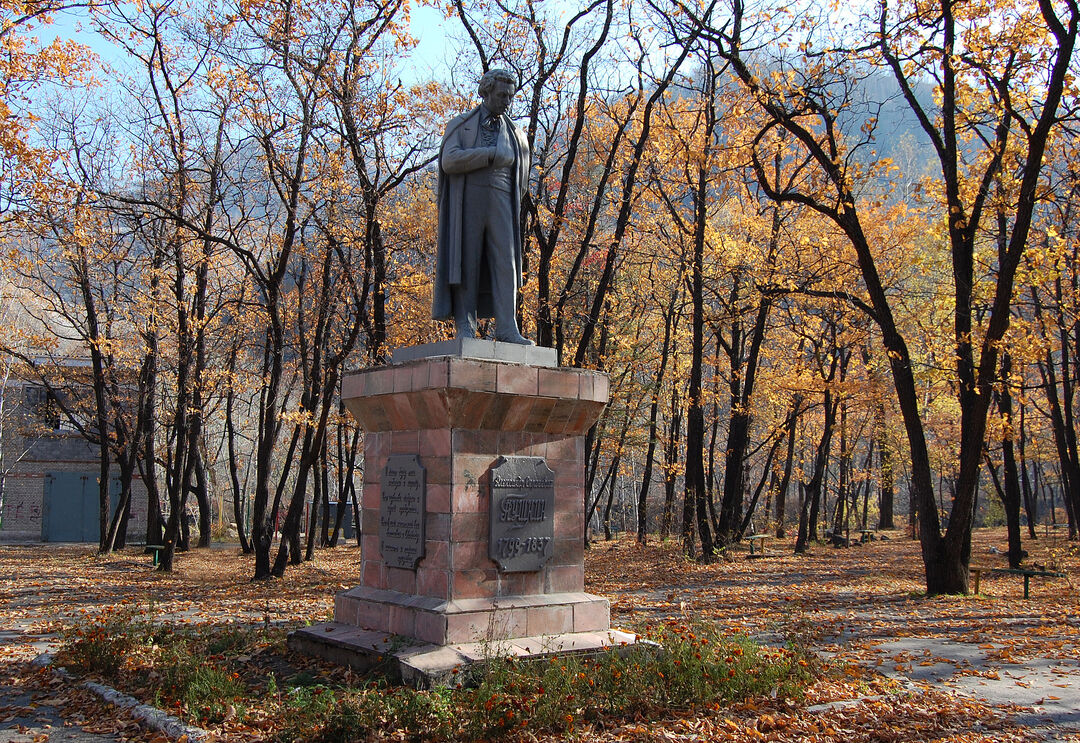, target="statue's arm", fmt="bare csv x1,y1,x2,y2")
517,129,531,199
440,120,496,175
441,144,496,174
